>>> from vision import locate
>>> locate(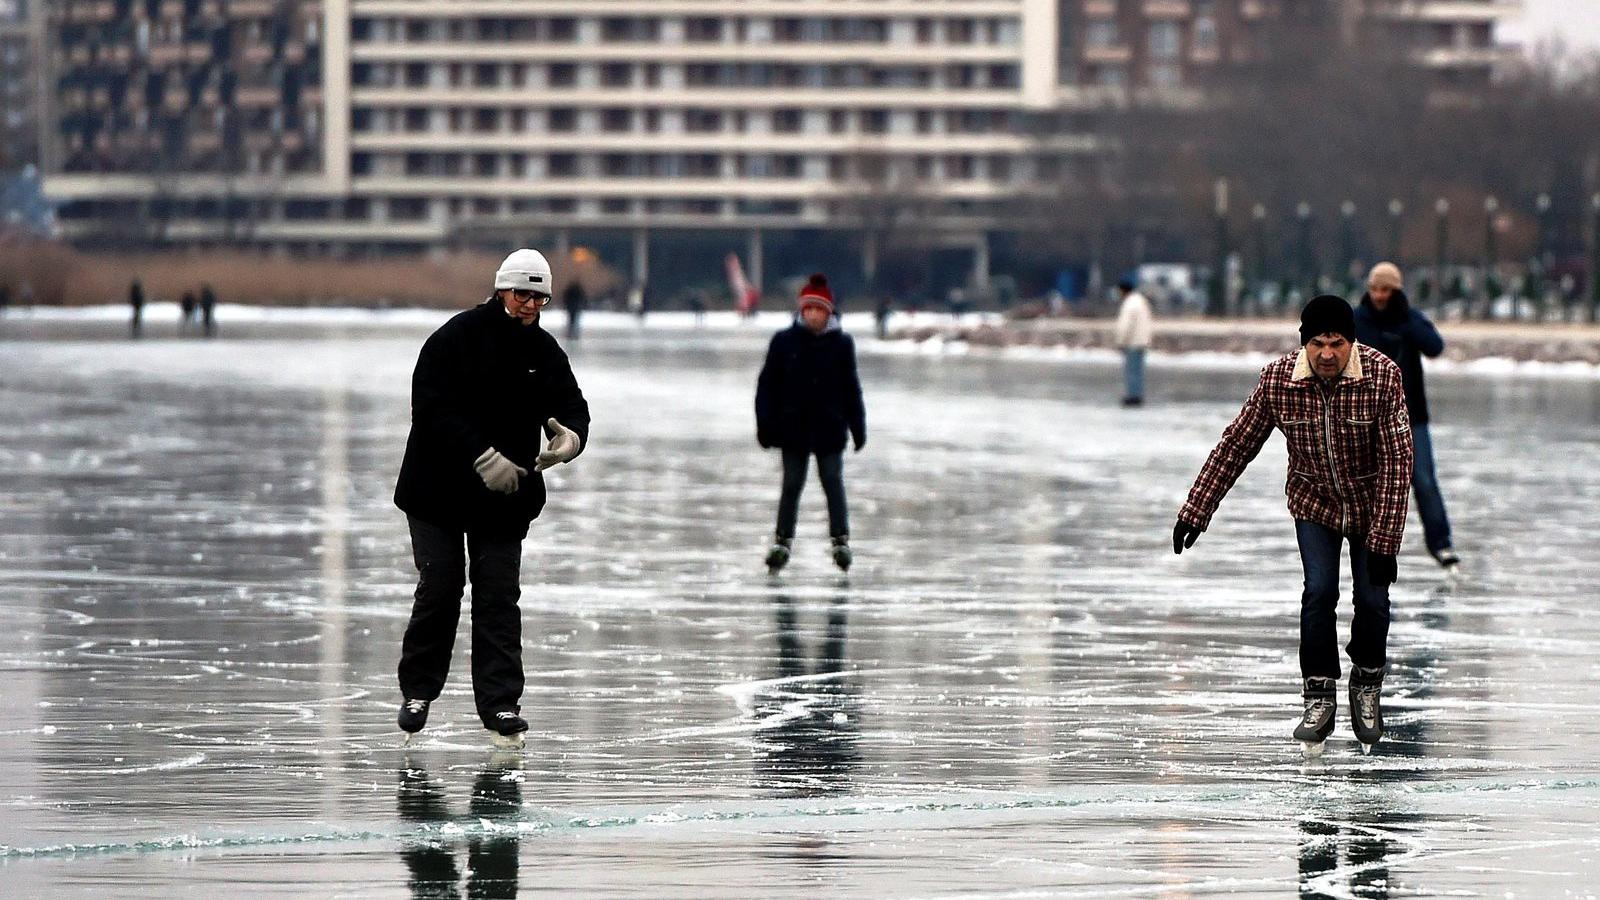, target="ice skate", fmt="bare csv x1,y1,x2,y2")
1432,547,1461,576
487,709,528,751
1293,677,1337,756
1349,666,1385,754
398,698,430,741
765,536,792,574
831,535,852,572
